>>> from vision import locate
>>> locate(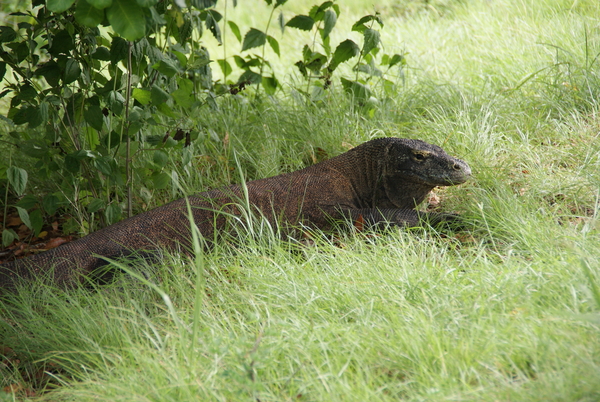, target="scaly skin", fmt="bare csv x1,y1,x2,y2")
0,137,471,291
